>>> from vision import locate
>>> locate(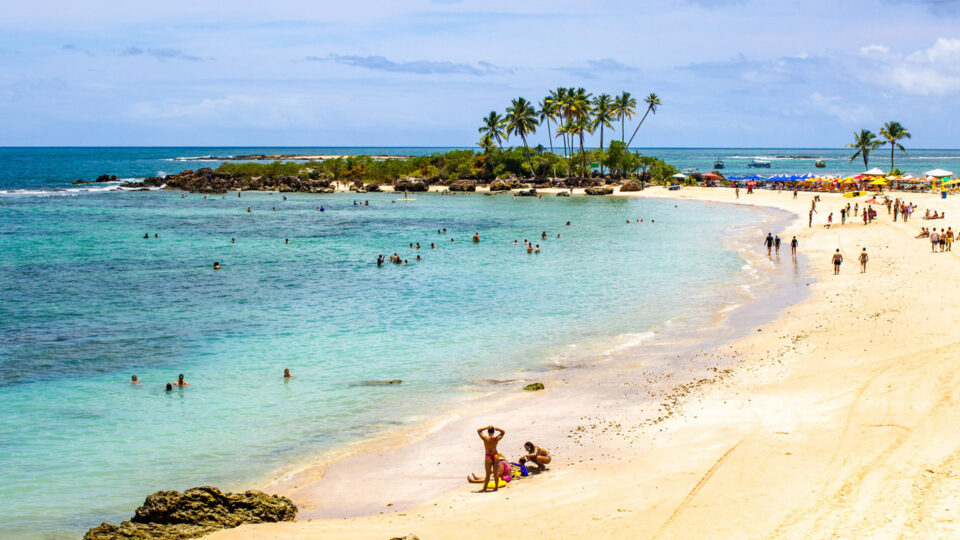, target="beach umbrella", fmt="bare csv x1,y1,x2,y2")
869,178,887,186
925,168,954,178
671,173,688,179
702,172,723,180
864,167,885,176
